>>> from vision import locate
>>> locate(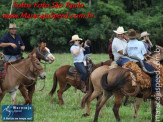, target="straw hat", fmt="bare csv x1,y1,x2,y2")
9,23,19,29
70,35,82,42
113,26,127,34
128,29,139,39
140,31,150,38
